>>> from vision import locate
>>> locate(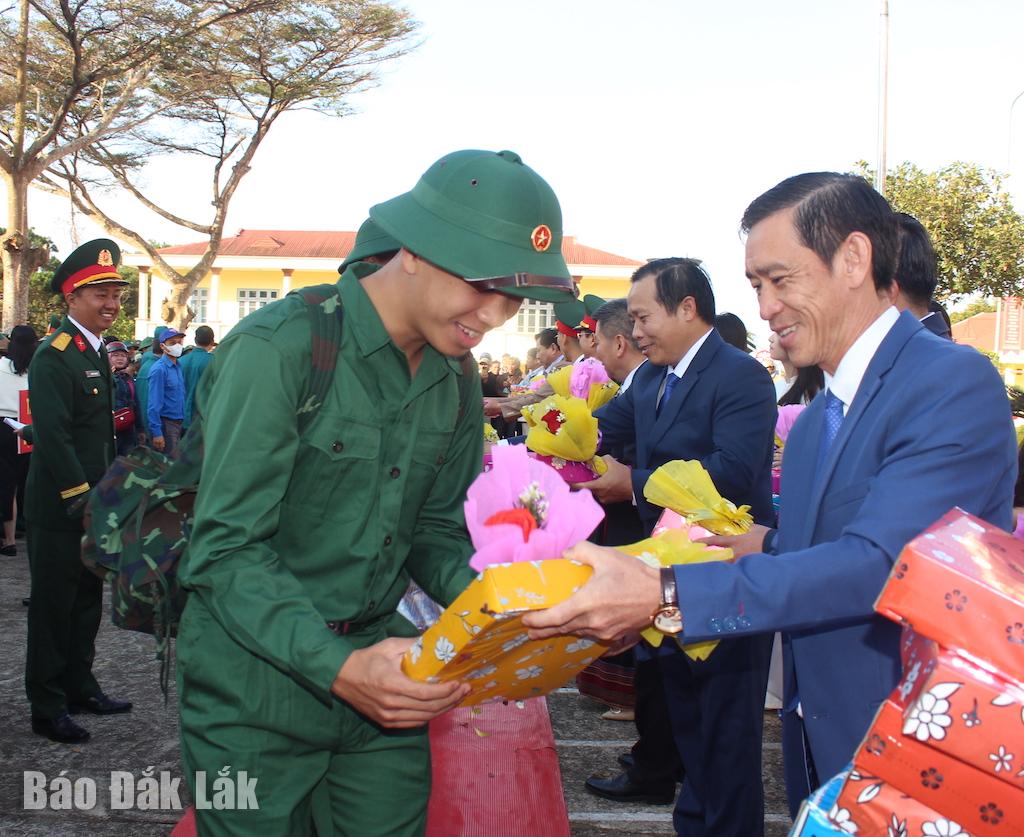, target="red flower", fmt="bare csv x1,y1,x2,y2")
540,408,564,434
484,508,538,542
